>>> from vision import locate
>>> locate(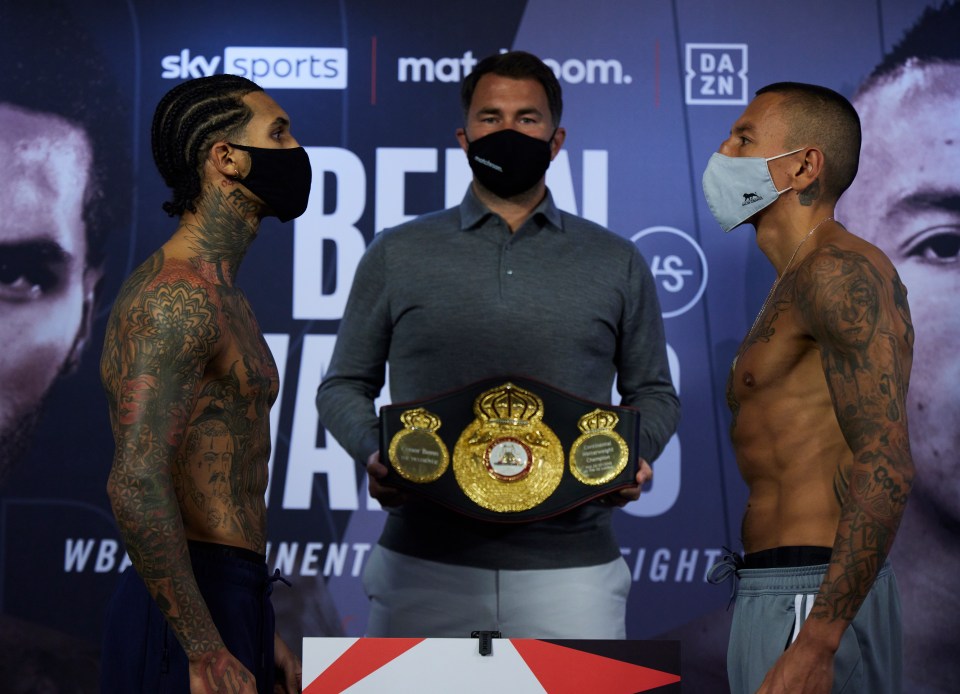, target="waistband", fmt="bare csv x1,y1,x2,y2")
188,539,266,565
187,540,270,590
743,545,832,569
737,559,894,595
